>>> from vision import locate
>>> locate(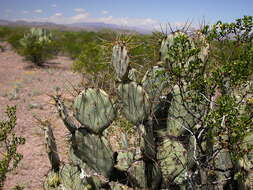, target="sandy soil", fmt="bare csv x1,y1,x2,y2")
0,44,82,190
